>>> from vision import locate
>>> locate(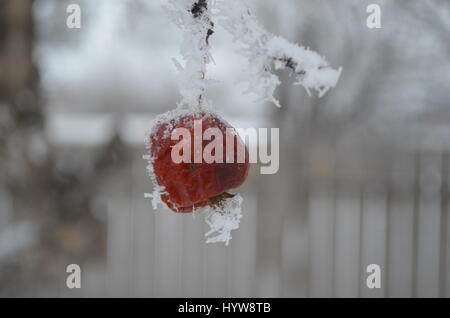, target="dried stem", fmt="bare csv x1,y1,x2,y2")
190,0,214,108
216,0,341,104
